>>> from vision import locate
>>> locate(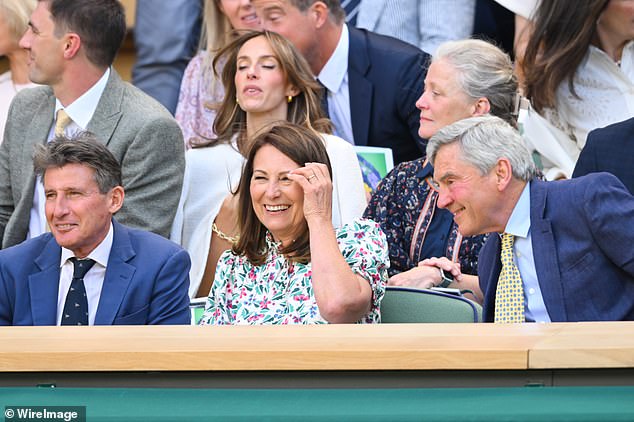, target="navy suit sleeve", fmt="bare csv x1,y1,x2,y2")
572,132,599,179
397,50,429,154
0,256,12,325
147,248,192,325
581,174,634,277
